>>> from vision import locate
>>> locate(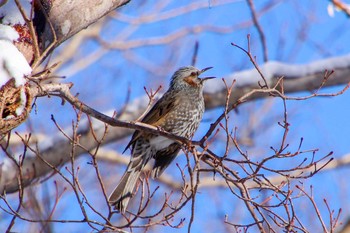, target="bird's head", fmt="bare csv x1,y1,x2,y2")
170,66,215,90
